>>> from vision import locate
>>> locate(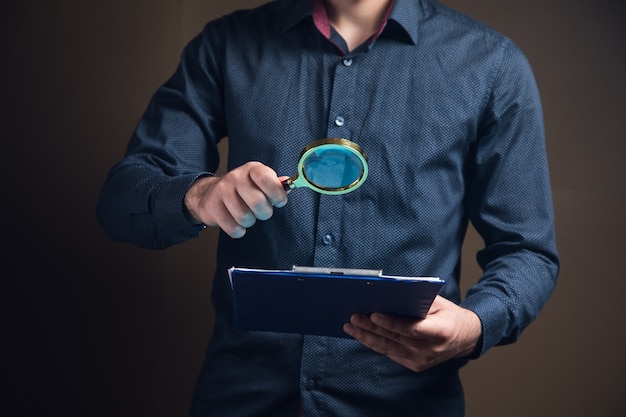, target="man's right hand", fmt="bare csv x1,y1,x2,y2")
184,161,289,238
